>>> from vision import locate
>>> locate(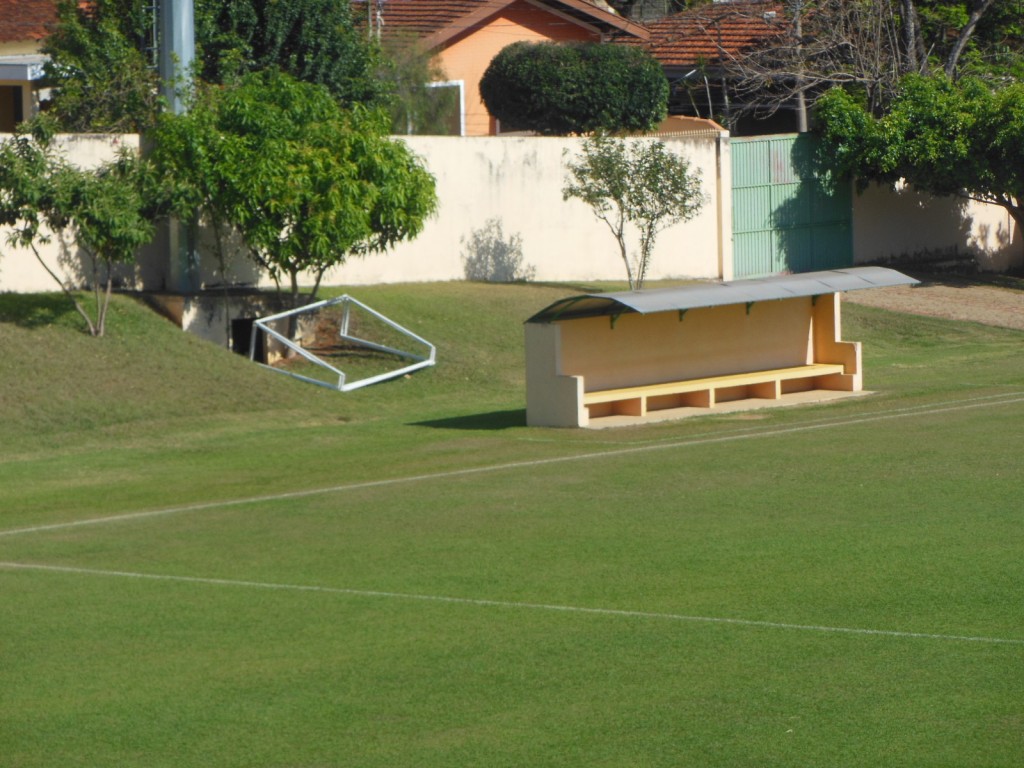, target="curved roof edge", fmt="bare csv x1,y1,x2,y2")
526,267,919,323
